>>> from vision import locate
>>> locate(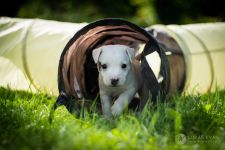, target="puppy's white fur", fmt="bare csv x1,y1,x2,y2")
92,45,148,117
